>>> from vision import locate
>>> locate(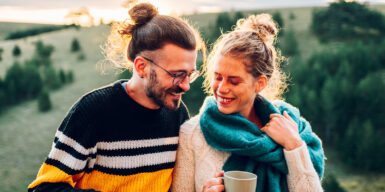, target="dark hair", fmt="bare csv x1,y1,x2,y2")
104,3,204,69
